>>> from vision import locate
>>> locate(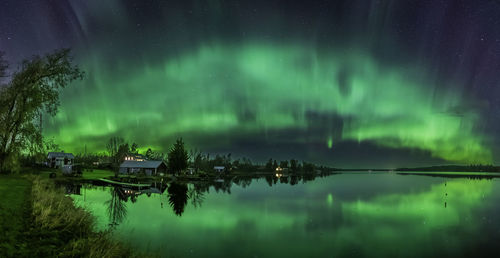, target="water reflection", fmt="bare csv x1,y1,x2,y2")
167,183,188,216
68,173,500,257
106,187,128,227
